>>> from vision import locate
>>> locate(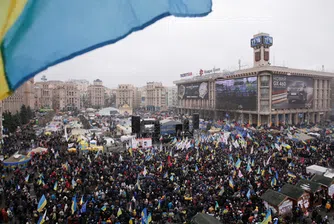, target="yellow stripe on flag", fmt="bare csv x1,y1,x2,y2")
0,0,28,100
